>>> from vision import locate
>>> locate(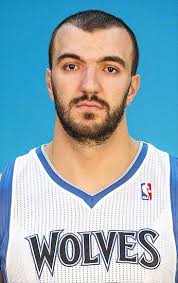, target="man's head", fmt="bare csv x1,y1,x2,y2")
46,10,140,145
